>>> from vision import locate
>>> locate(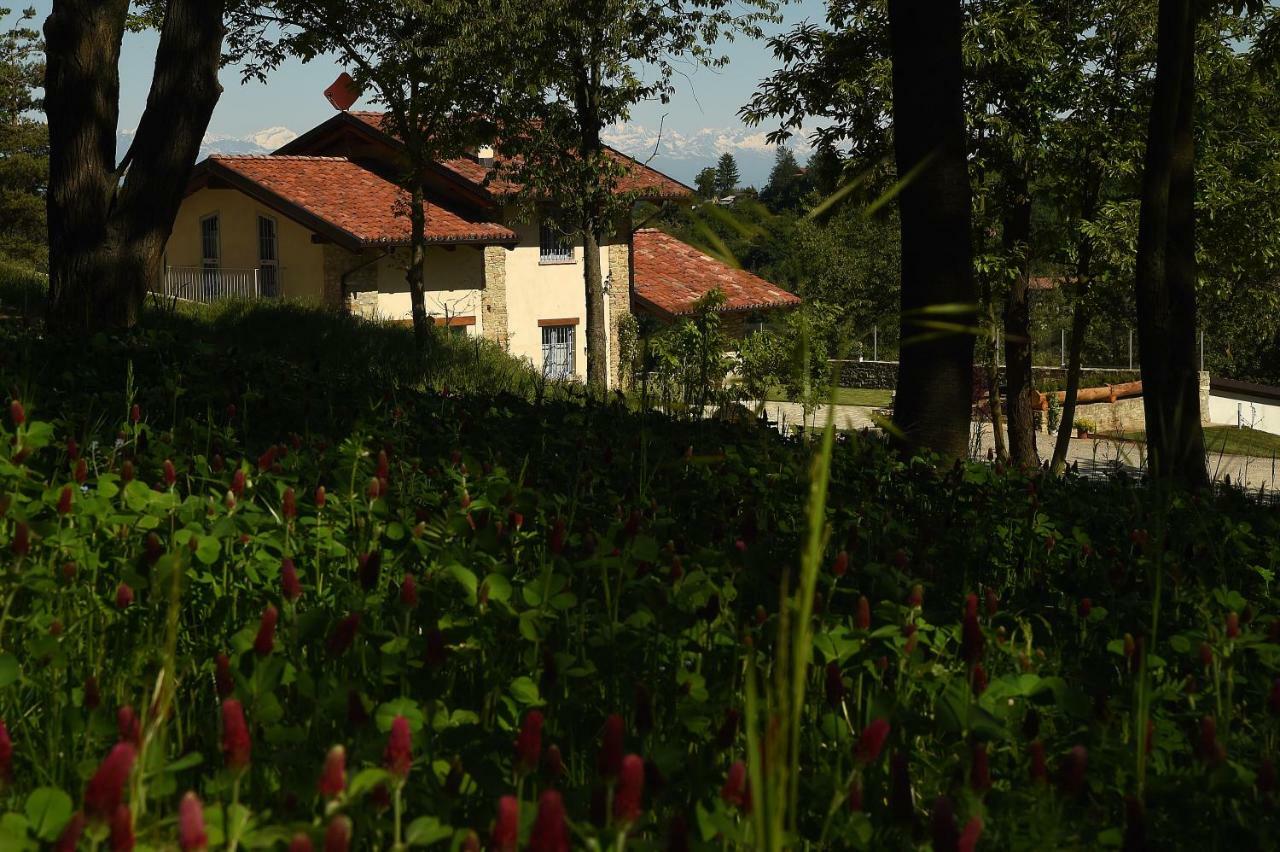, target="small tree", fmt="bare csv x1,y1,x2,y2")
714,152,742,197
805,142,844,201
647,290,733,416
695,165,719,199
229,0,508,350
737,327,787,413
761,145,805,212
499,0,777,393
